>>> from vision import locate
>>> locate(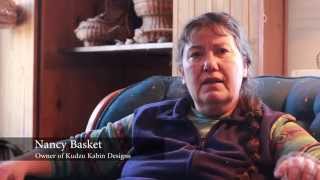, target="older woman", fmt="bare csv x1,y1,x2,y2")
1,12,320,180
